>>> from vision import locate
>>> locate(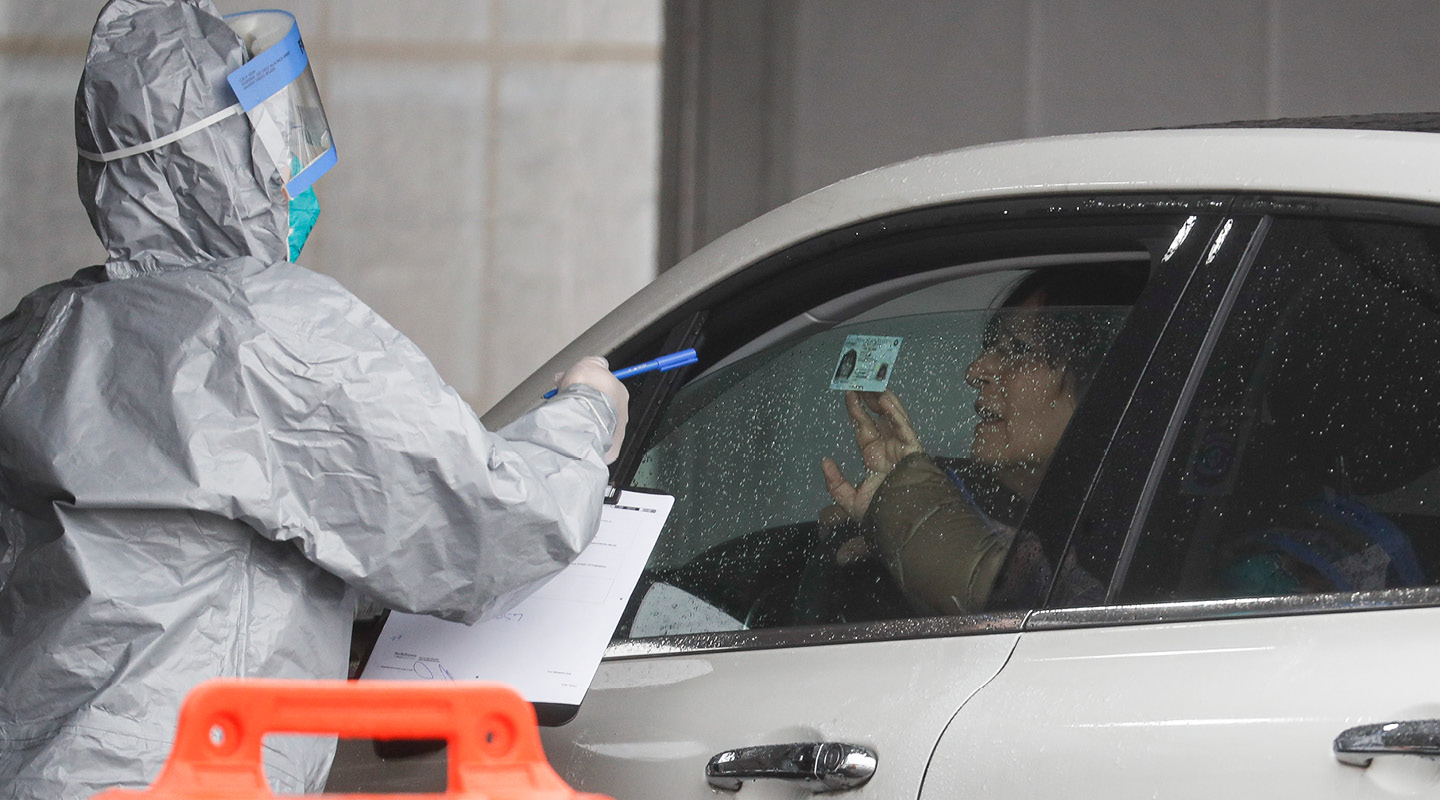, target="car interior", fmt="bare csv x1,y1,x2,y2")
1123,218,1440,602
615,247,1161,637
